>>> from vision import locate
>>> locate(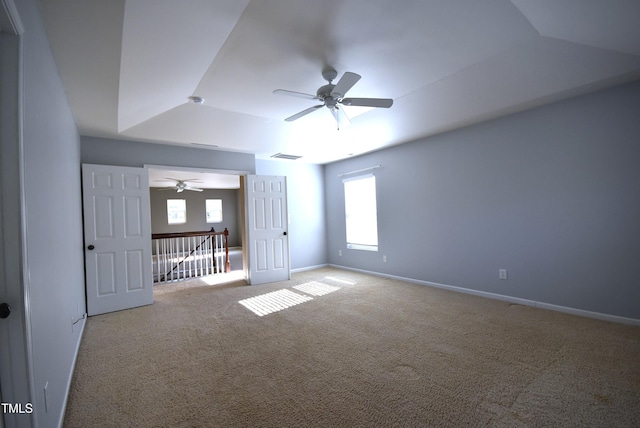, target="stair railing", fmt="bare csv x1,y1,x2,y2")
152,228,229,283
